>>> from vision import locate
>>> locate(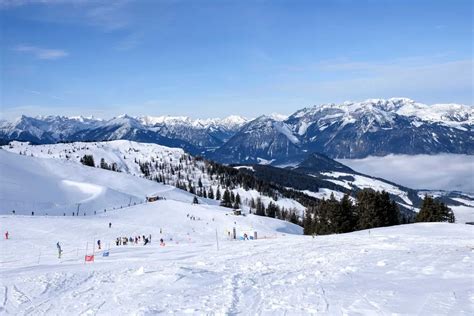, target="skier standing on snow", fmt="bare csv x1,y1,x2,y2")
97,240,101,250
56,242,62,258
109,222,112,228
5,231,8,240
